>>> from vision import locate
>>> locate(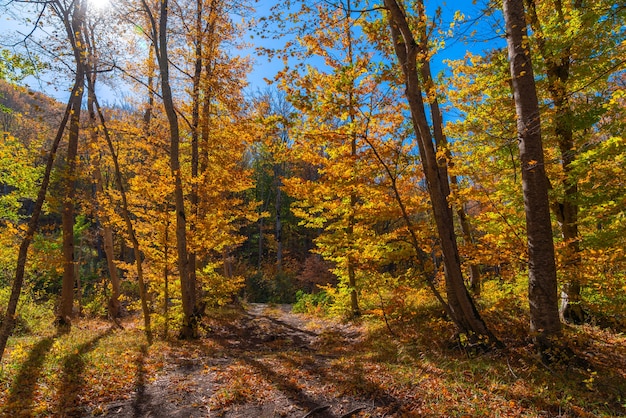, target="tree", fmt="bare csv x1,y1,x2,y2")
410,2,482,294
382,0,499,345
49,0,88,328
181,0,253,313
0,134,42,223
274,0,390,317
138,0,197,338
84,76,154,338
445,48,529,286
524,0,625,323
0,77,81,361
502,0,561,347
0,49,44,85
249,88,297,275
